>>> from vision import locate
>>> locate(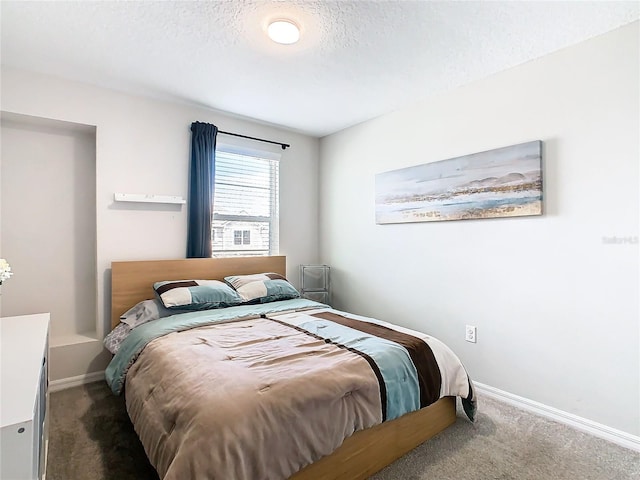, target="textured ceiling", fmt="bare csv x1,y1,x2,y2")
1,1,638,137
